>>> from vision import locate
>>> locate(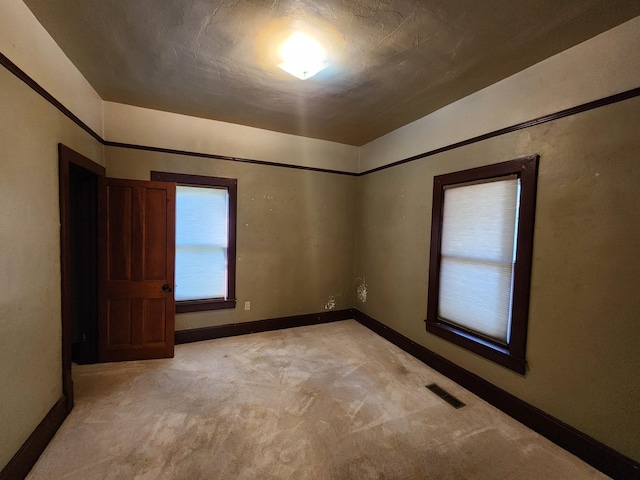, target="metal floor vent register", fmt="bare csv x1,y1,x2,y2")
426,383,466,409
